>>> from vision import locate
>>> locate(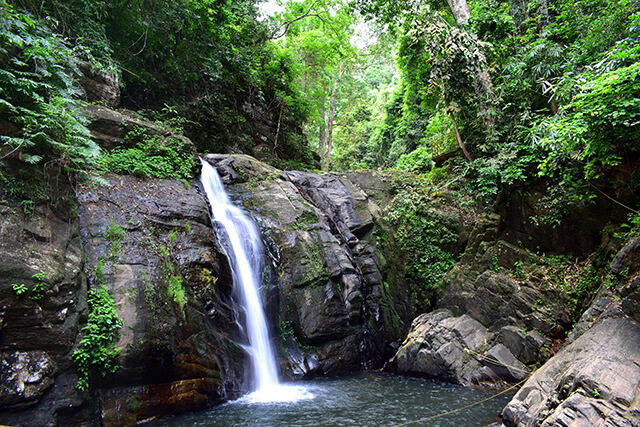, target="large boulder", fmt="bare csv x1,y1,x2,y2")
389,309,529,387
77,61,120,108
502,316,640,426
